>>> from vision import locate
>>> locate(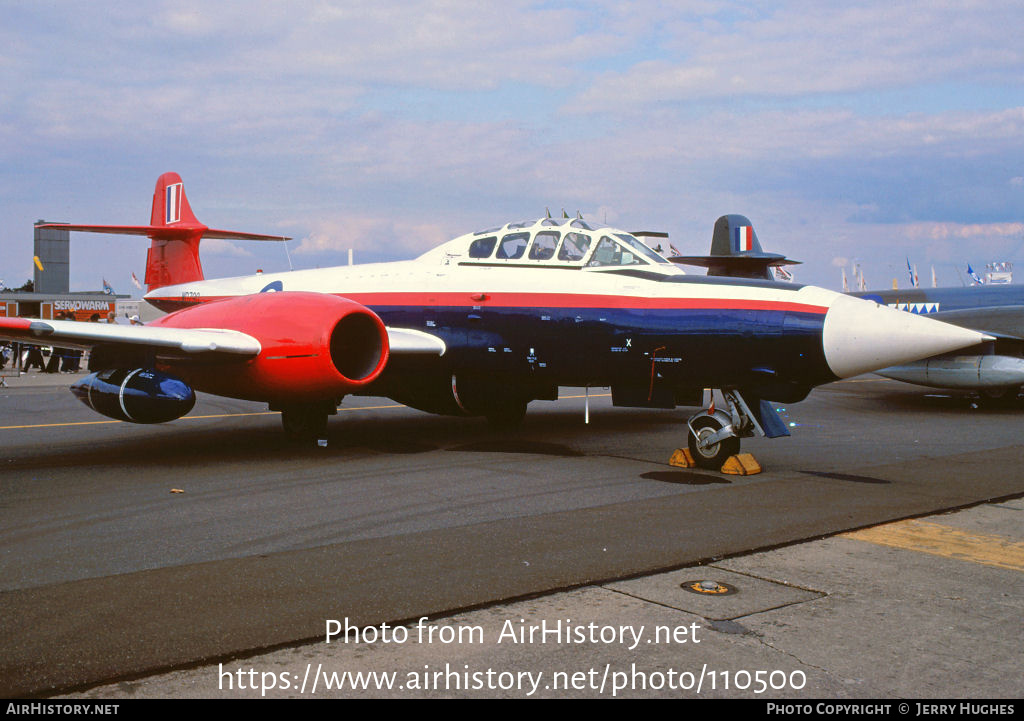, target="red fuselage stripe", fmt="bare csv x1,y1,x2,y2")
148,292,828,315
